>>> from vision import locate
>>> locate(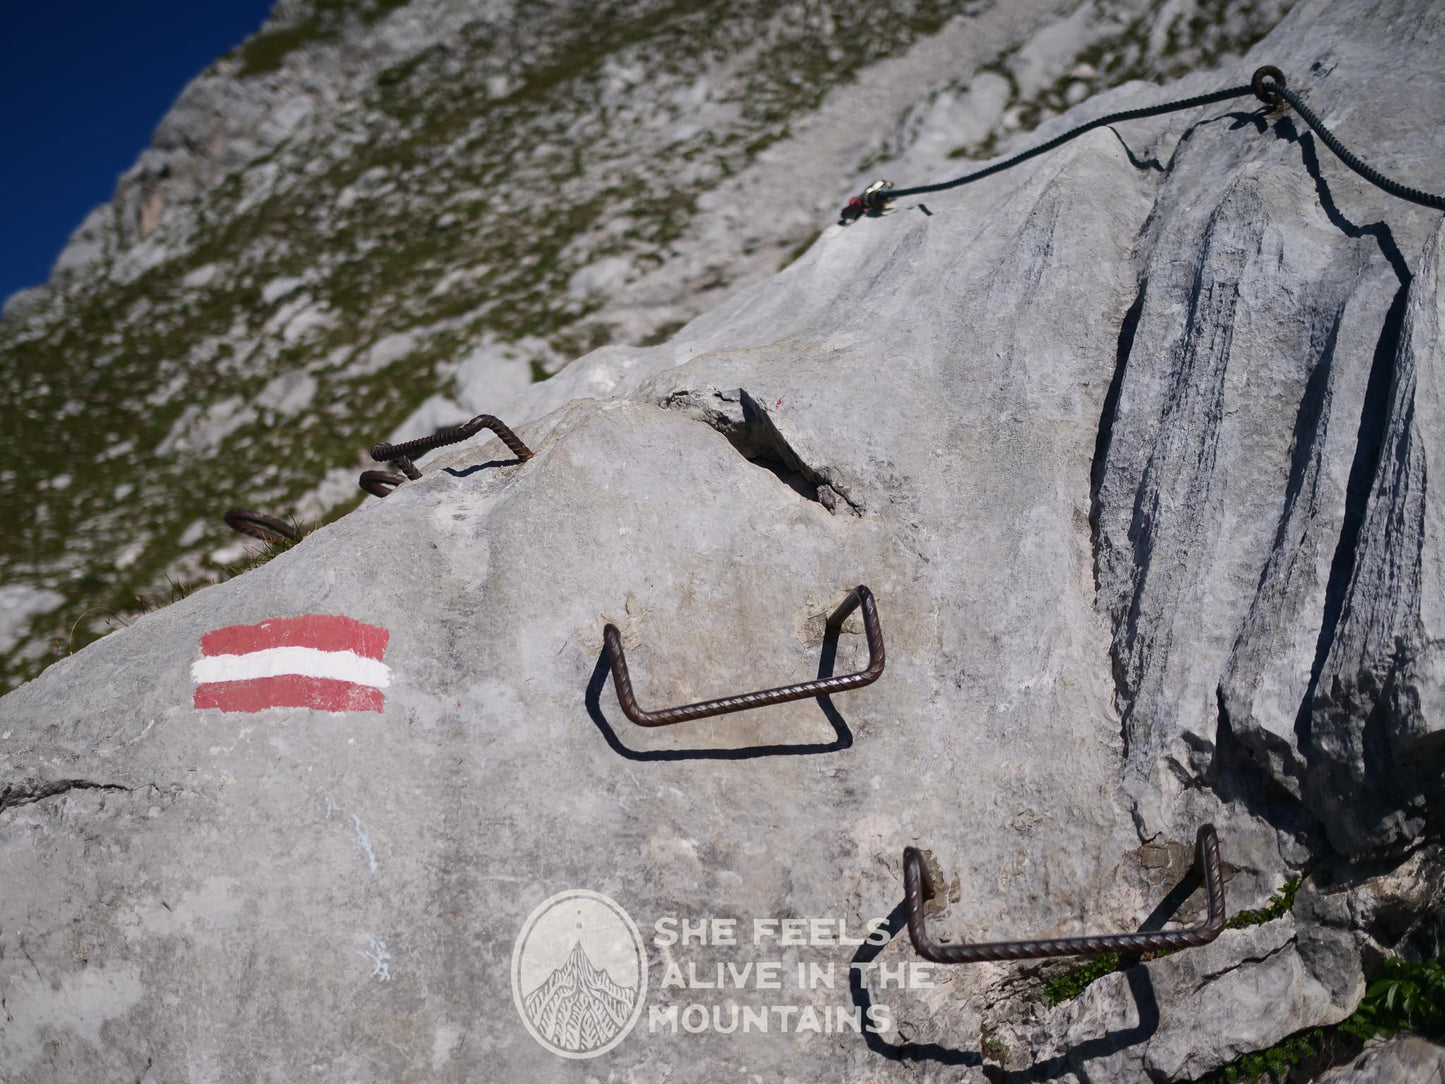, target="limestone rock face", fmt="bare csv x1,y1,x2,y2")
2,0,1443,1081
0,0,1294,691
1318,1036,1445,1083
